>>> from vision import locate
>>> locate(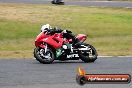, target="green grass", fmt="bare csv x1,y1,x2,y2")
0,3,132,58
